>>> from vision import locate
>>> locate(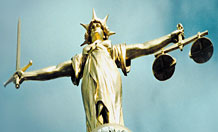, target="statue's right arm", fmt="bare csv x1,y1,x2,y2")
21,60,73,82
